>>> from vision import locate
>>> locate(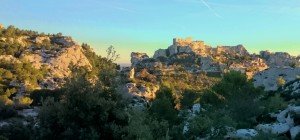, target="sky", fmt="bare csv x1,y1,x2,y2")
1,0,300,64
